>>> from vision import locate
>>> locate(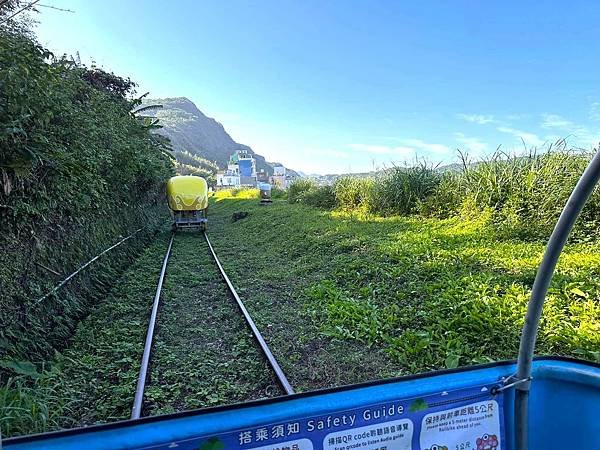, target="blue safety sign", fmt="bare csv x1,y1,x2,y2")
143,384,504,450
